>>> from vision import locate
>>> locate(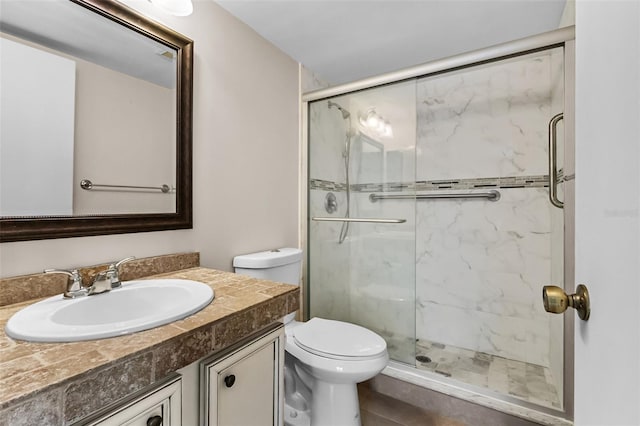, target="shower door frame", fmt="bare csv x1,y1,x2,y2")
301,26,576,422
